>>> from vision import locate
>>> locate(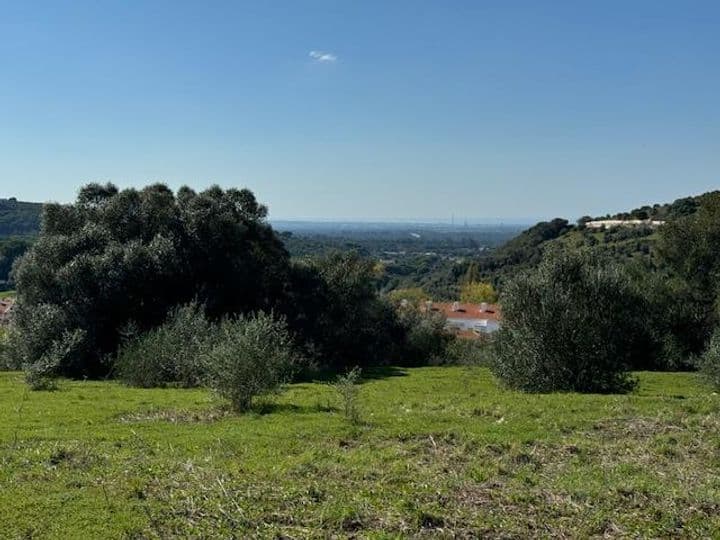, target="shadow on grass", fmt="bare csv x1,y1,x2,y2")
250,401,339,416
303,365,408,384
357,366,408,384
